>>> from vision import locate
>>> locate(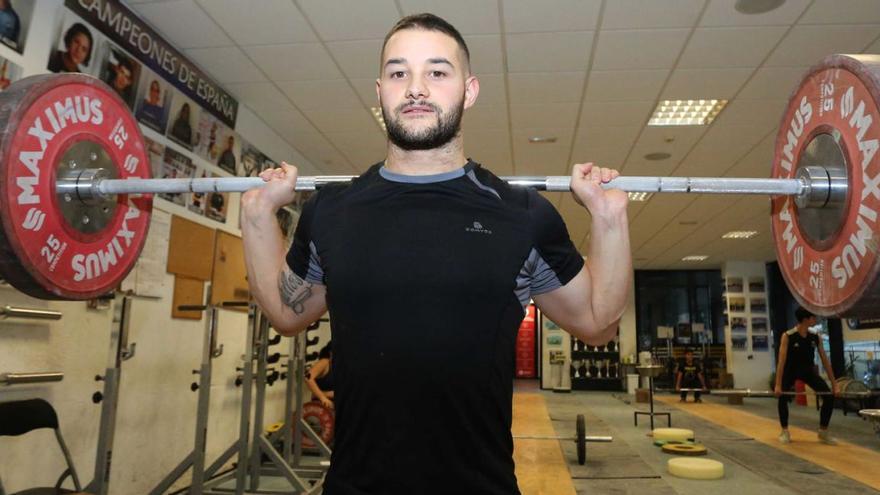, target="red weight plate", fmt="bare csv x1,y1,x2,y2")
771,54,880,317
300,400,335,449
0,74,152,300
